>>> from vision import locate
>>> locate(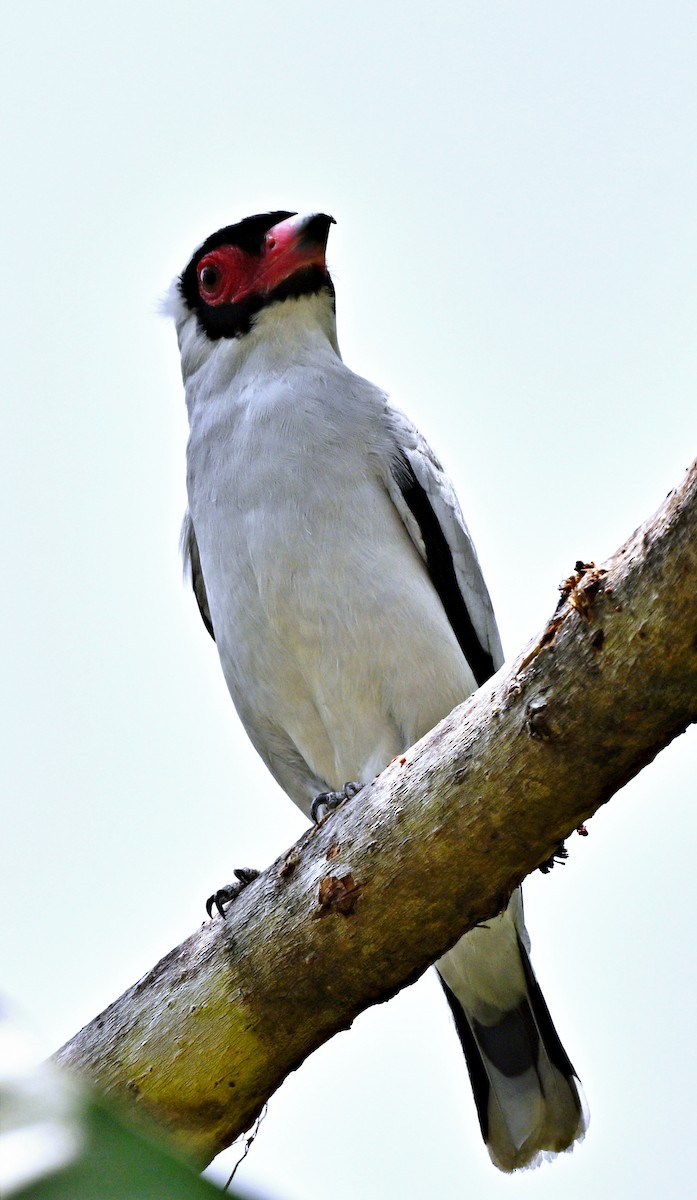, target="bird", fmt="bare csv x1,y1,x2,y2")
166,210,588,1172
